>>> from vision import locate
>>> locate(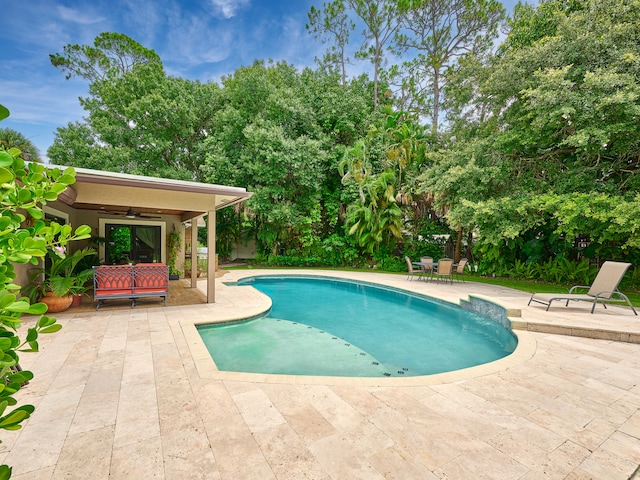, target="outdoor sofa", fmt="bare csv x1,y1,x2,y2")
93,263,169,310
